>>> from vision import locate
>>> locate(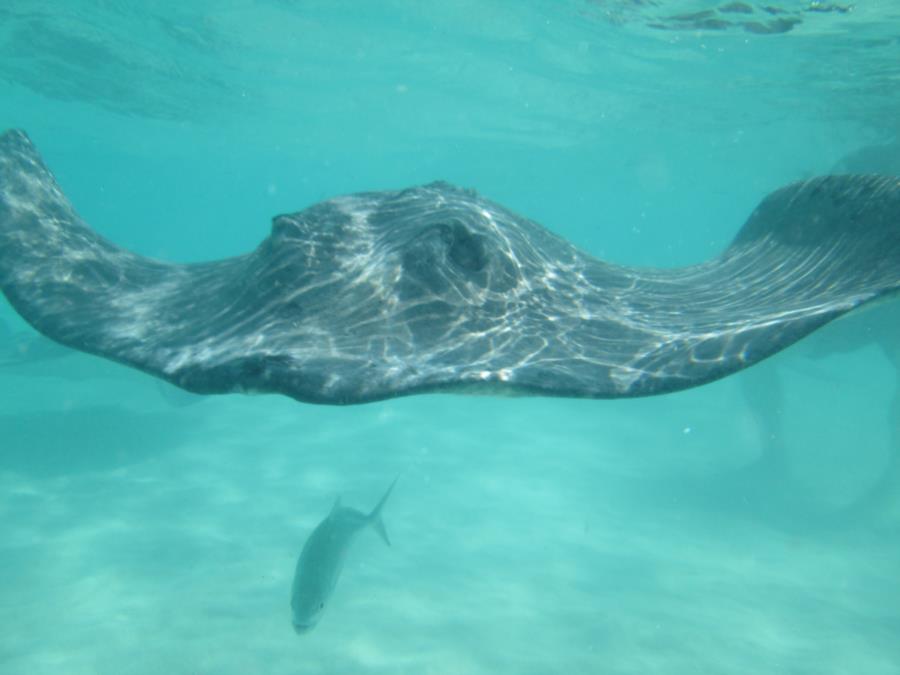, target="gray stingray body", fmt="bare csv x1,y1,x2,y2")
1,129,899,405
291,480,395,634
